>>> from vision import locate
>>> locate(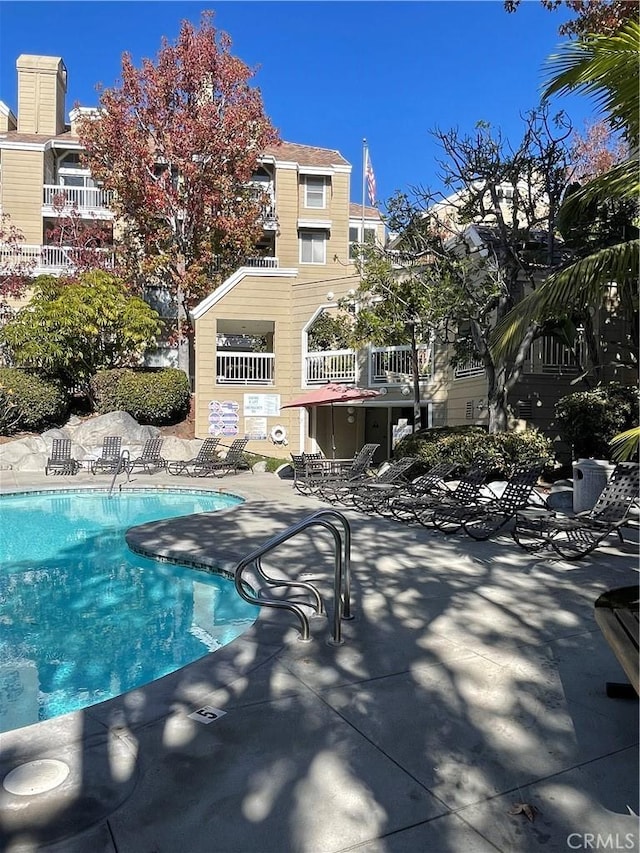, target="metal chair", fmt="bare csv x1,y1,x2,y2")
127,438,166,475
167,438,221,476
45,438,80,476
91,436,126,475
512,462,640,560
460,463,545,540
196,438,249,477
